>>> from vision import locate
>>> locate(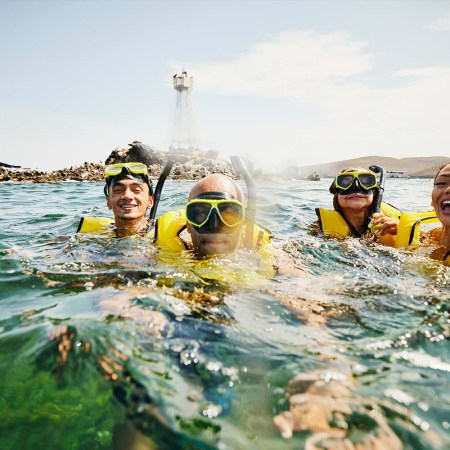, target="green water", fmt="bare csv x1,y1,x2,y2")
0,179,448,449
